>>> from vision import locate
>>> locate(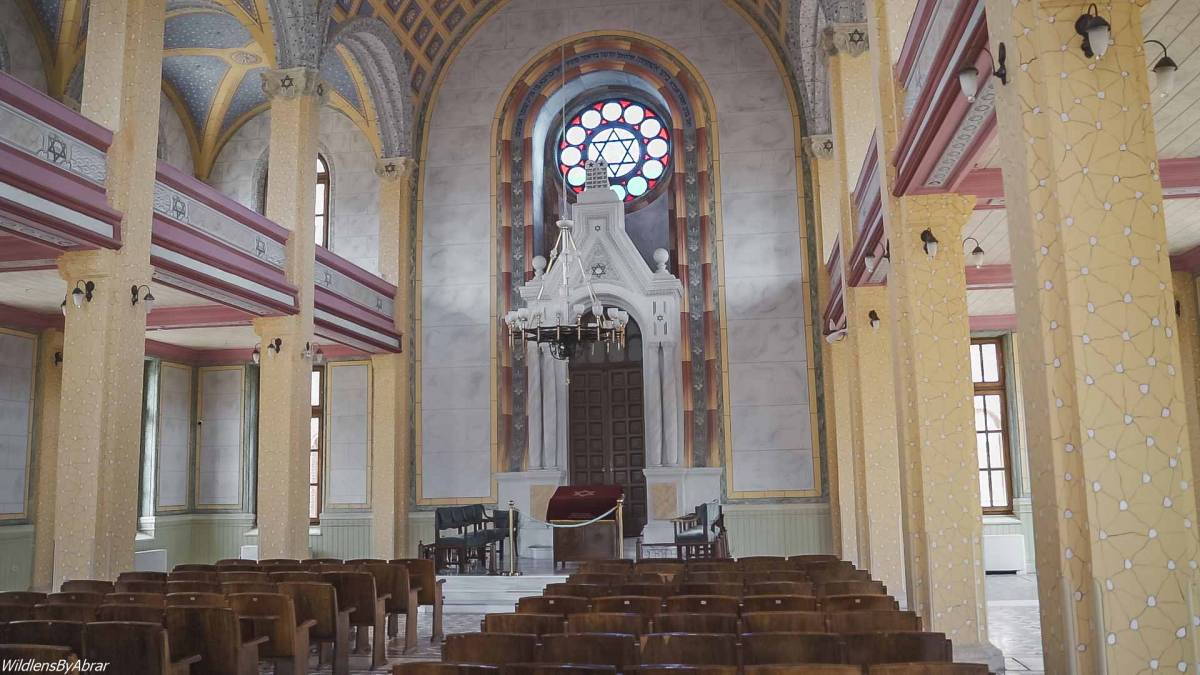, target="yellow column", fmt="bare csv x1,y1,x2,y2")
371,156,415,558
1173,272,1200,517
51,0,163,586
827,339,859,564
254,68,323,560
988,1,1200,671
30,329,63,592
